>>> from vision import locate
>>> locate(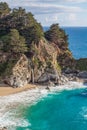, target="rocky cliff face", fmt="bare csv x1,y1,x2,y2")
3,39,68,87
7,54,31,87
0,2,86,88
